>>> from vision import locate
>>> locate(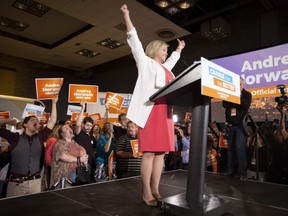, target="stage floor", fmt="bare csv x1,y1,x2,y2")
0,170,287,216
